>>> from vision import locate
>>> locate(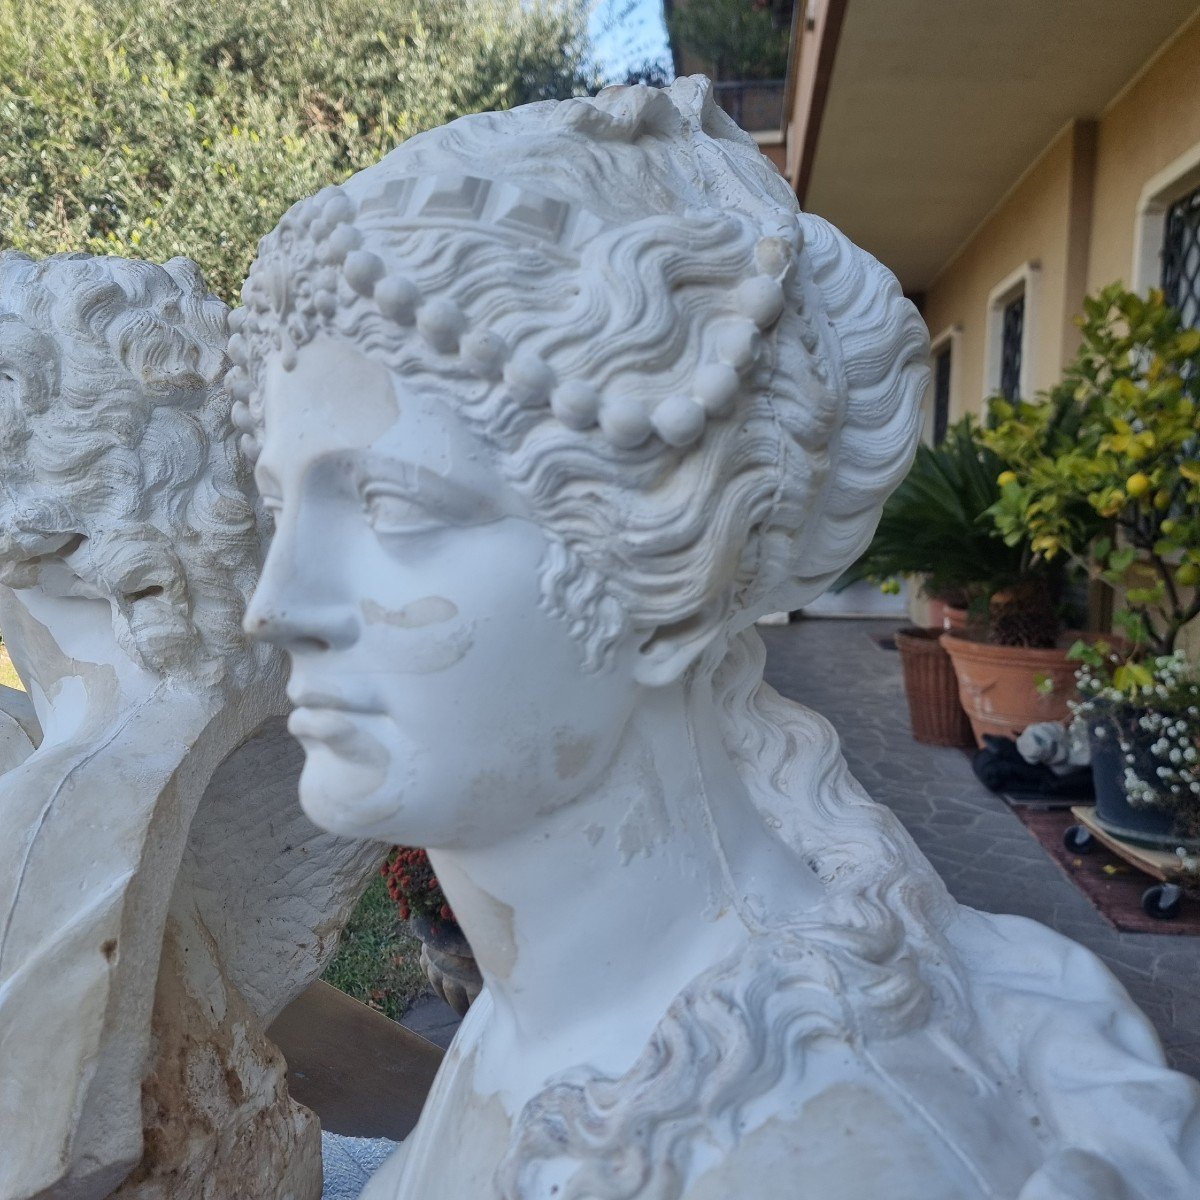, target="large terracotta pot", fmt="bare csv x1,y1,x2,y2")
940,633,1080,749
894,627,975,747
